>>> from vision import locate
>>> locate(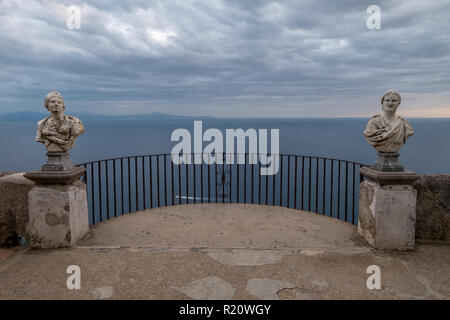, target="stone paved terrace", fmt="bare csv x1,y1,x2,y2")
0,204,449,300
